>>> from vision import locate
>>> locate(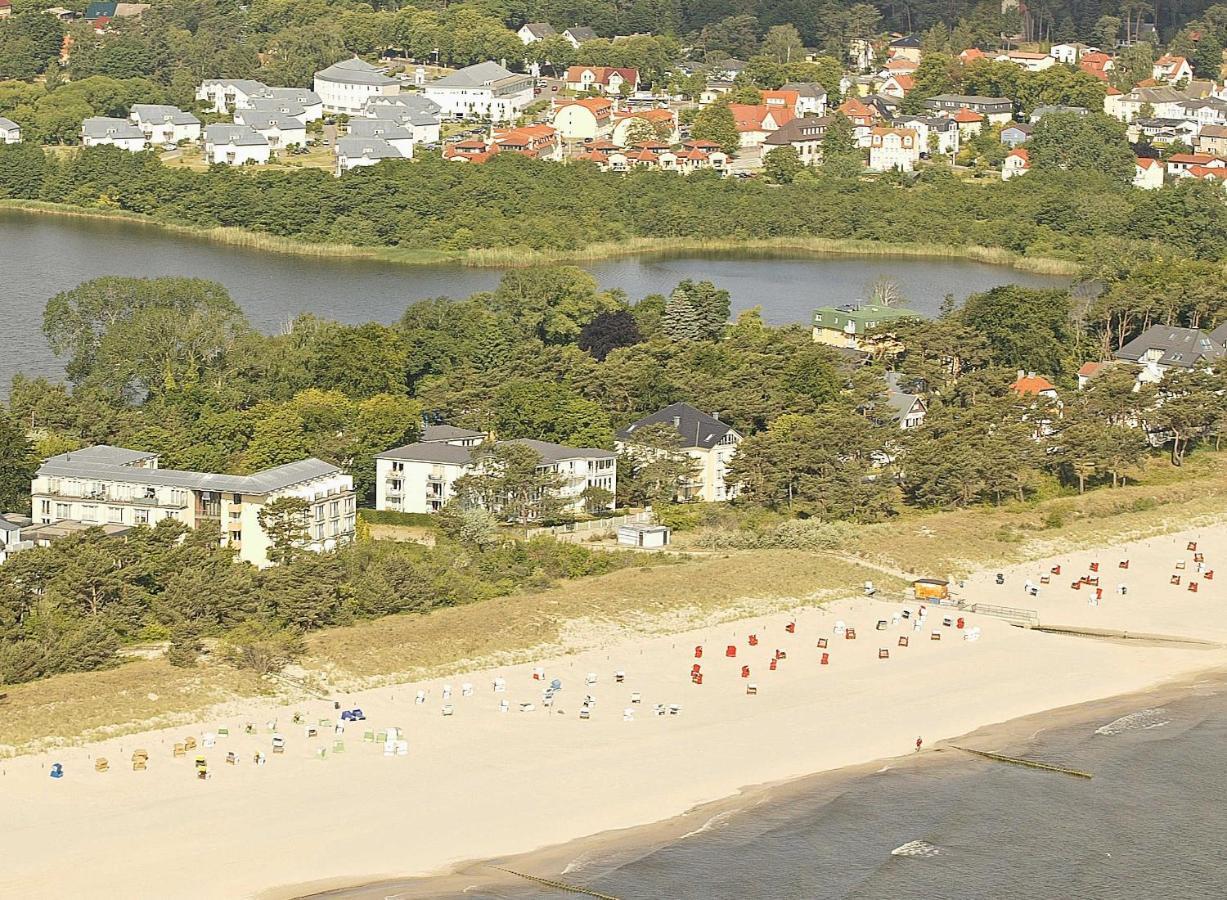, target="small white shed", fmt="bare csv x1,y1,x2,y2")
618,523,670,548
